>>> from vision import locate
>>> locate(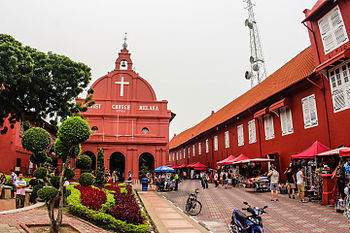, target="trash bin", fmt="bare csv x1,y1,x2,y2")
142,178,148,191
